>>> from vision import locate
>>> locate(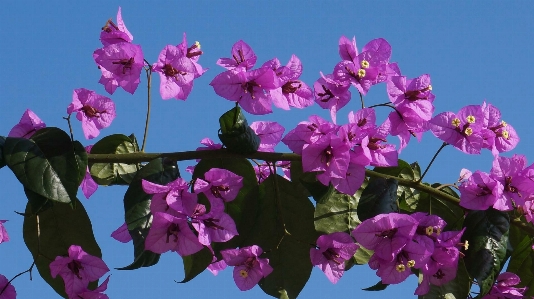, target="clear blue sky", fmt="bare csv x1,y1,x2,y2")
1,1,533,298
